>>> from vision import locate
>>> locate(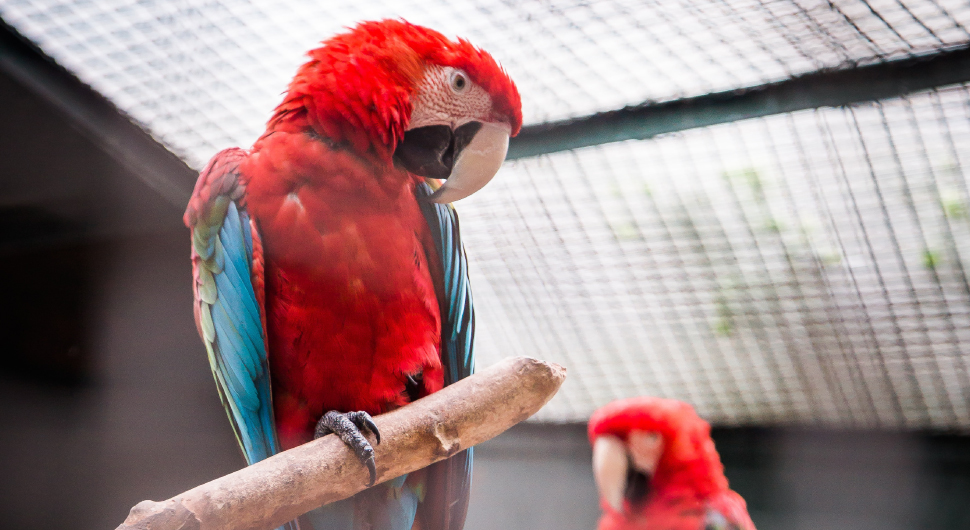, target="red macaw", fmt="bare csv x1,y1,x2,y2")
183,20,521,530
589,397,756,530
